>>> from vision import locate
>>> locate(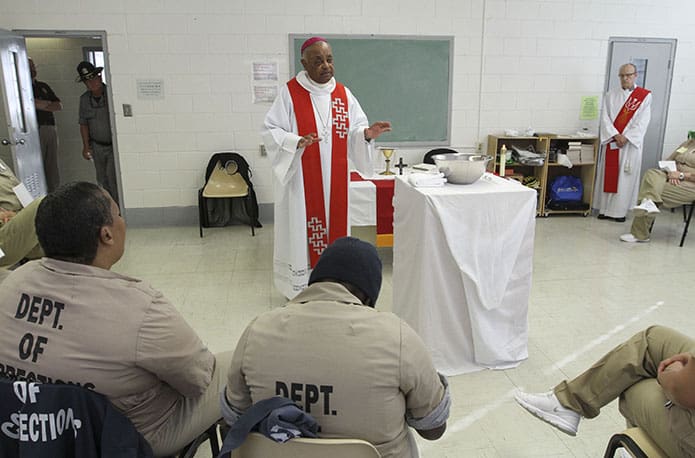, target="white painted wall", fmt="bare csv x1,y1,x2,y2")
3,0,695,211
